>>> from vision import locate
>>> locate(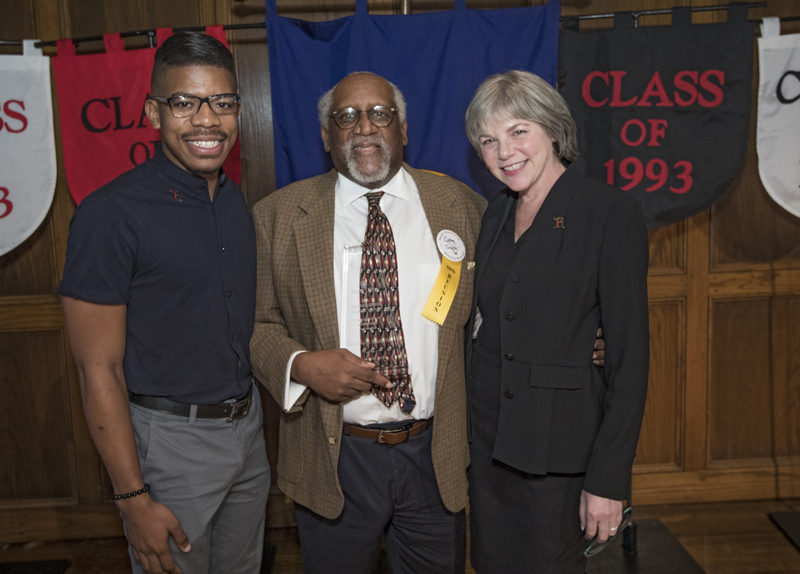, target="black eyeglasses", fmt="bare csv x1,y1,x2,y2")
581,506,634,557
328,106,398,130
152,94,240,118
